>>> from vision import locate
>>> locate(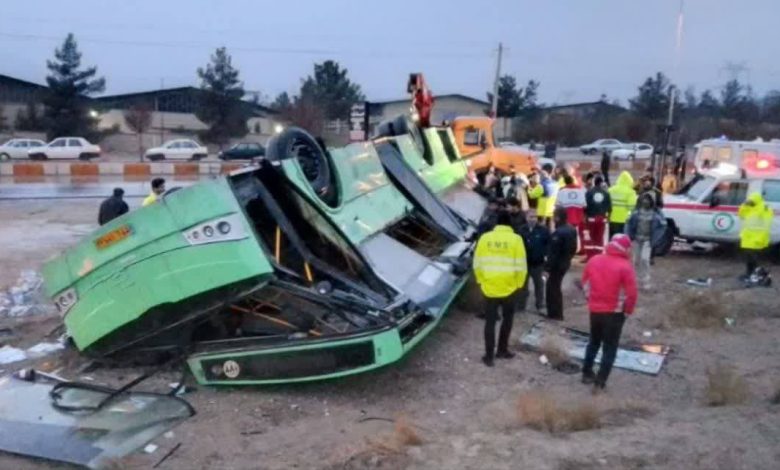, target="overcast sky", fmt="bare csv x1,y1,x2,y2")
2,0,777,106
